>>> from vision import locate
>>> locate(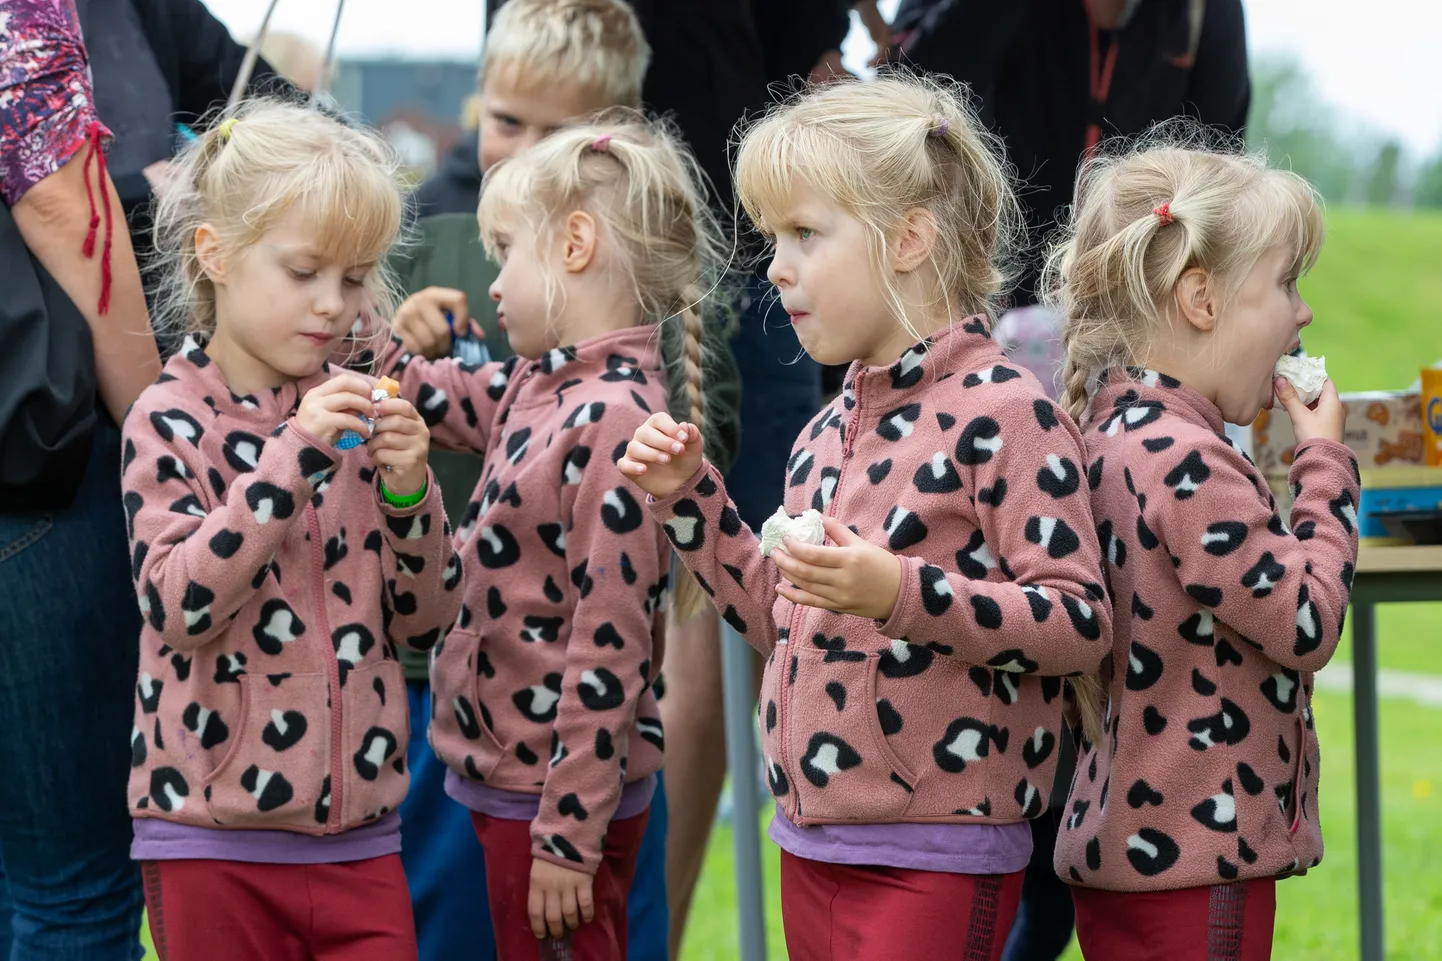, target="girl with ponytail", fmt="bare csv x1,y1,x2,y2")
1044,133,1353,959
386,111,725,956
